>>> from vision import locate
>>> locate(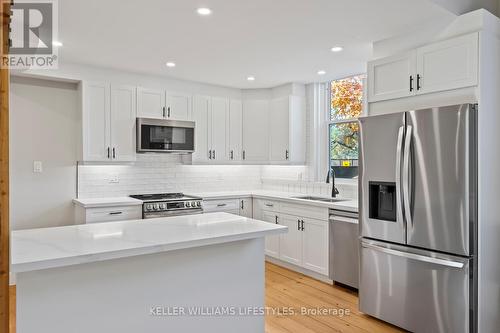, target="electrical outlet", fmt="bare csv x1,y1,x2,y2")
33,161,43,173
108,174,119,184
